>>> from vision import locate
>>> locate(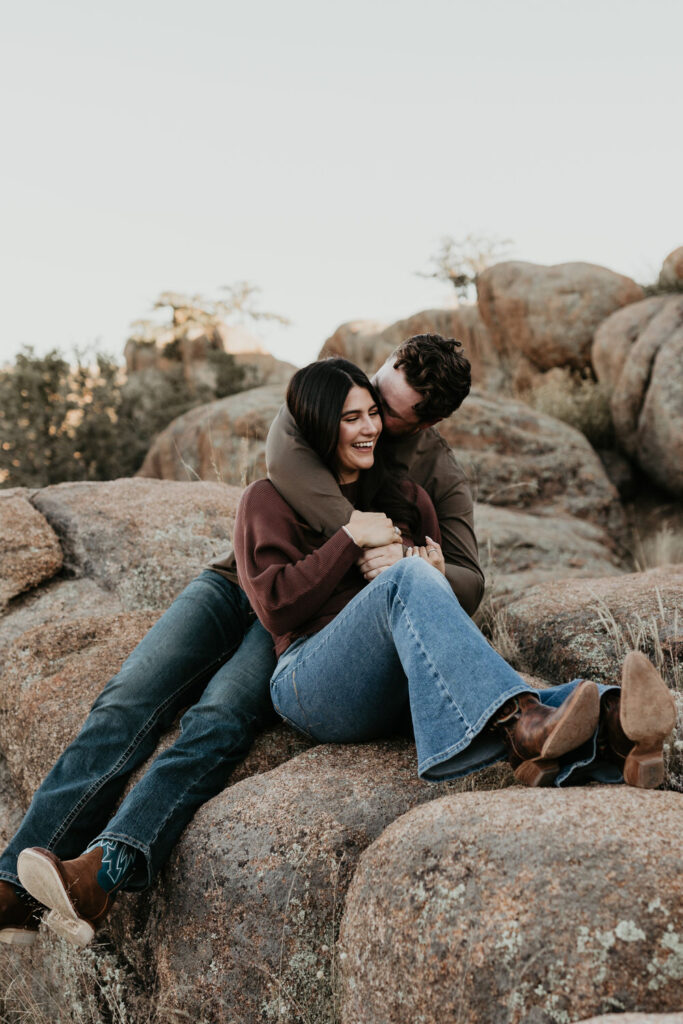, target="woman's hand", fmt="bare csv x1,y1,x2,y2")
345,510,399,548
357,541,404,580
406,536,446,576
